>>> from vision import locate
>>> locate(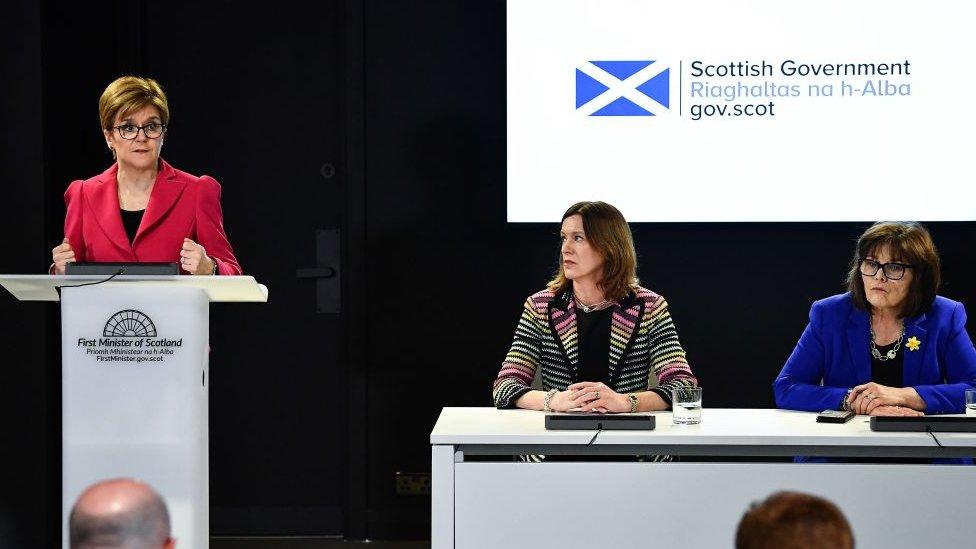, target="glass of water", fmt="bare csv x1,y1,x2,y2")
672,386,702,425
966,389,976,416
